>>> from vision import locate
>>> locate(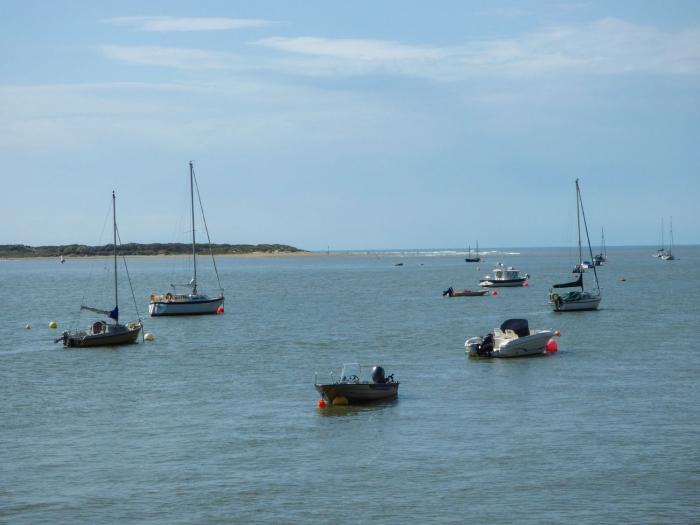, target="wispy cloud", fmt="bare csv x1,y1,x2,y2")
254,37,443,61
99,19,700,78
105,16,271,32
